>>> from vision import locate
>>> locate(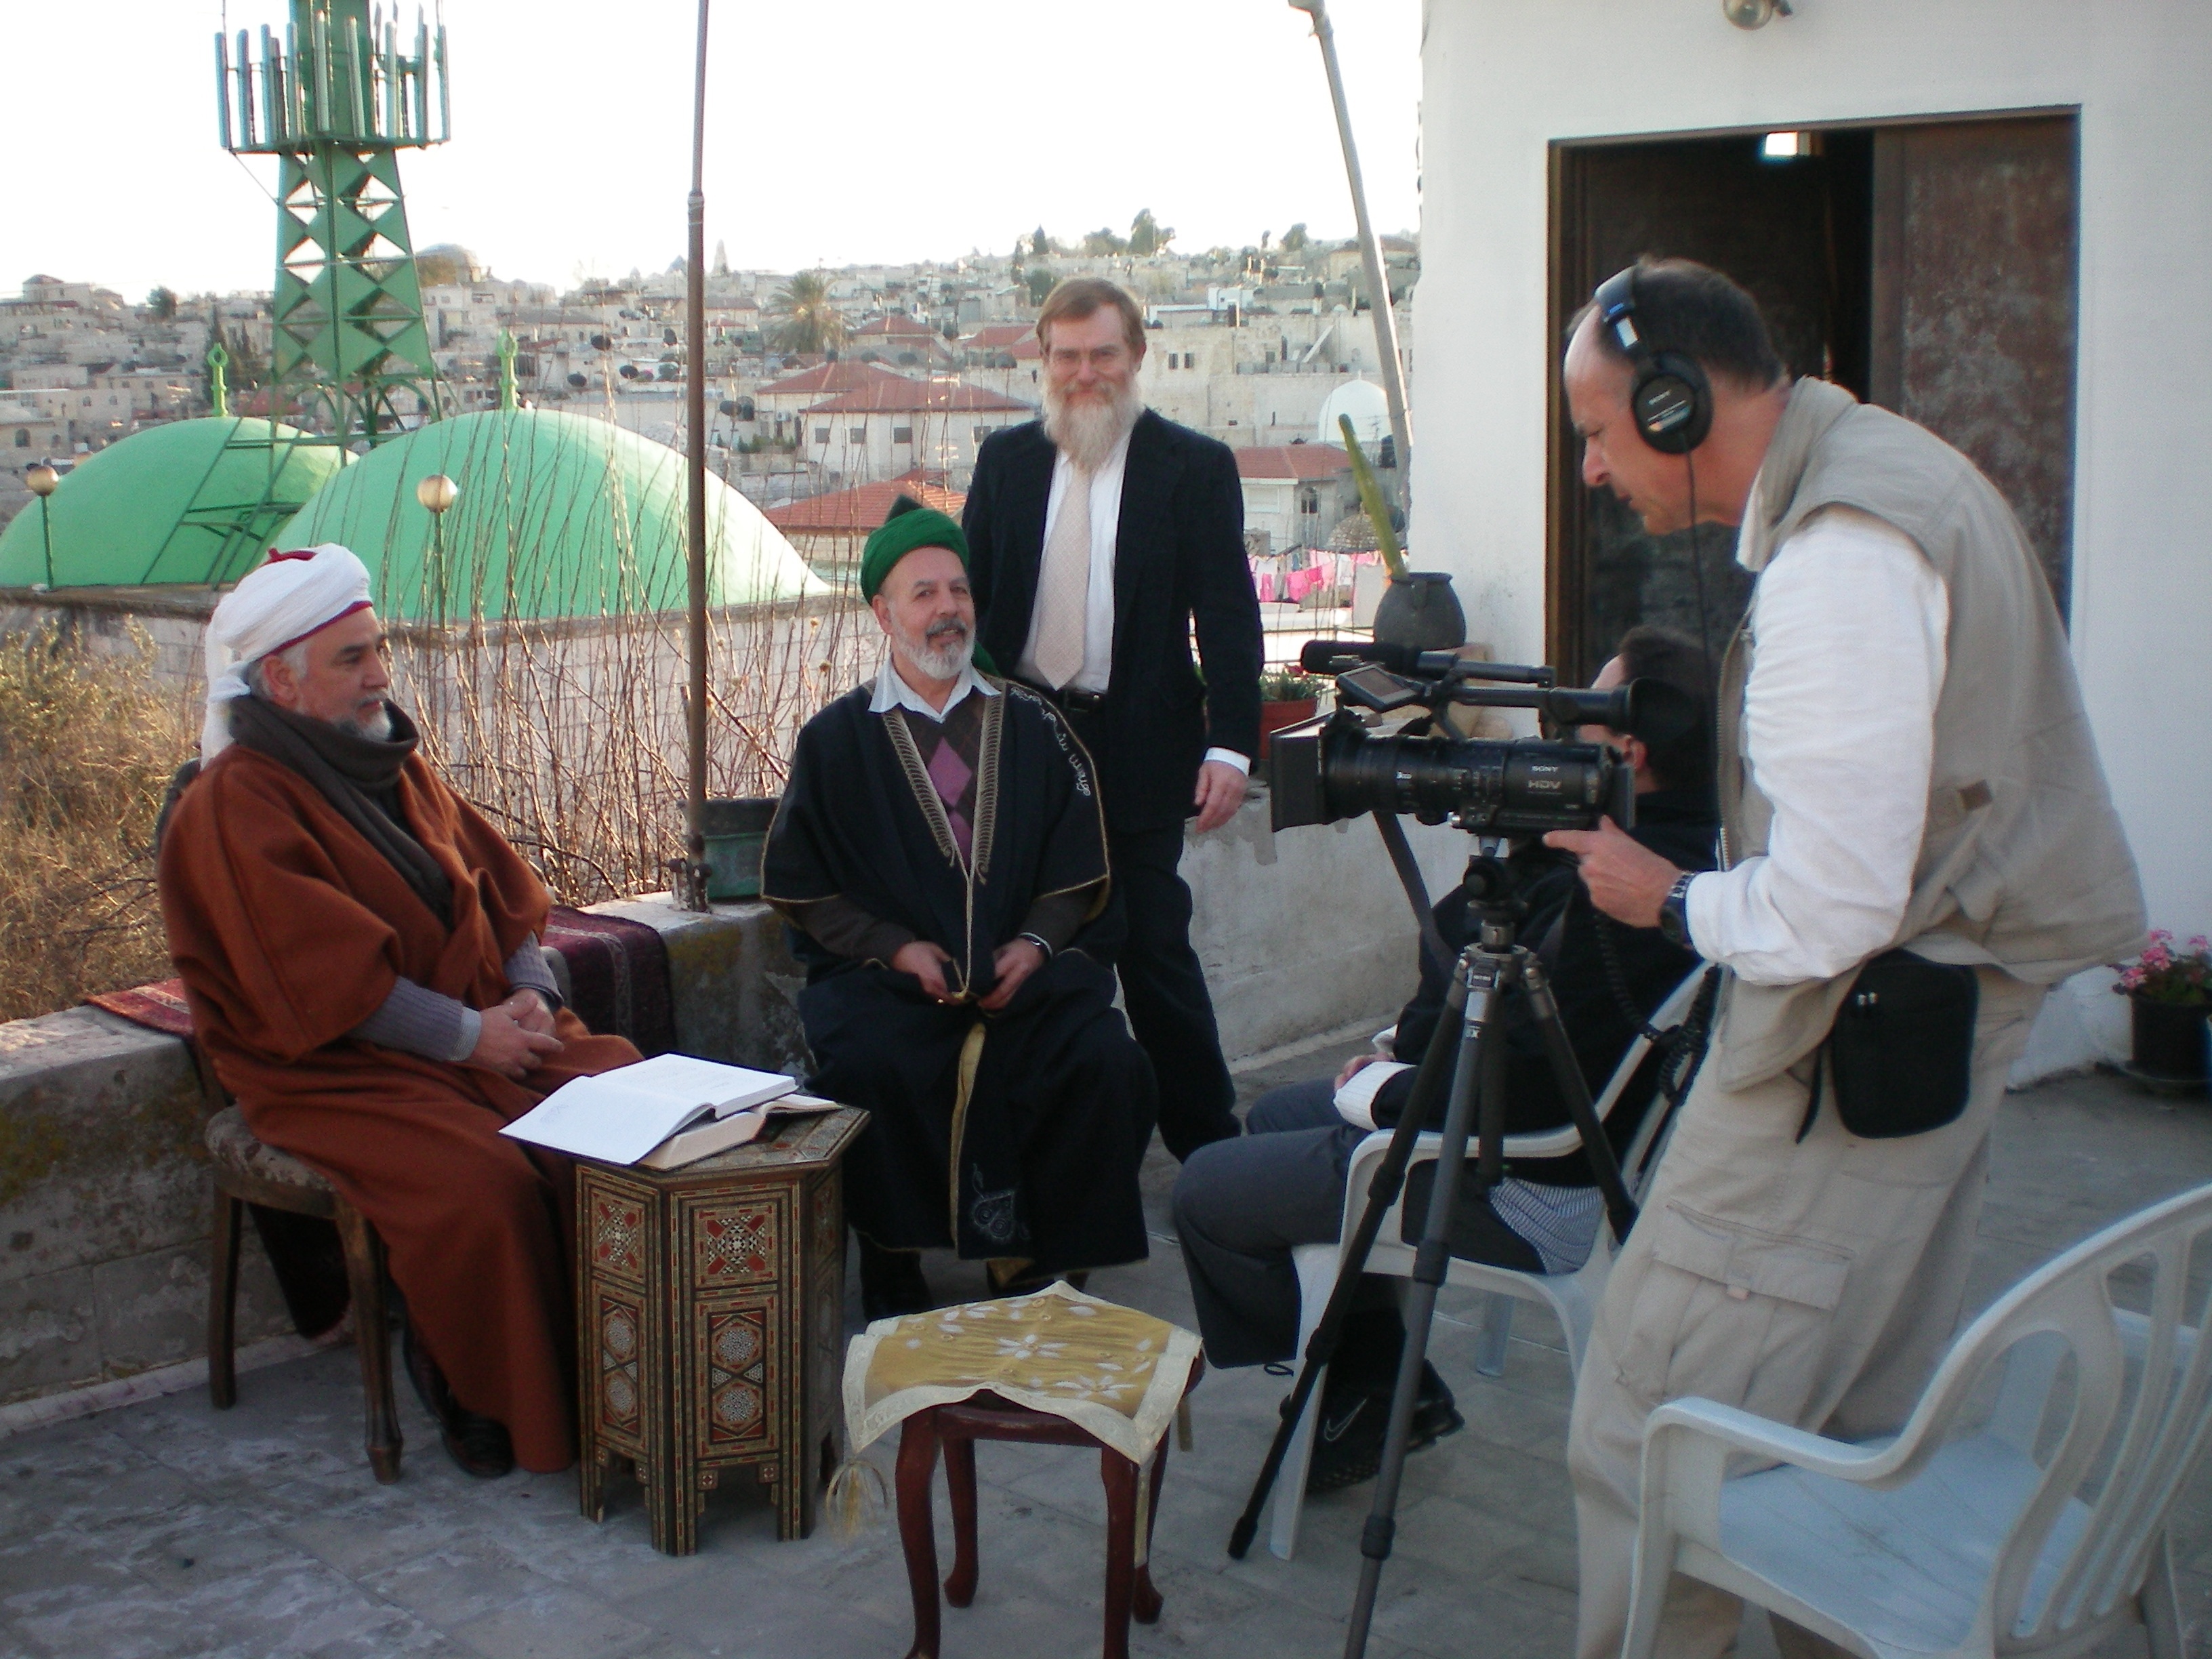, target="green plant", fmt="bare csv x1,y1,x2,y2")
1258,670,1326,702
2115,930,2211,1005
